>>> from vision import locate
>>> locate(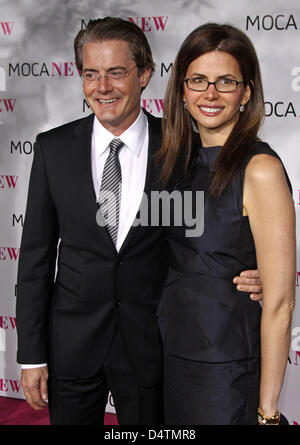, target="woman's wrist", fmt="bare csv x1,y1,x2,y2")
257,406,280,425
258,404,278,416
